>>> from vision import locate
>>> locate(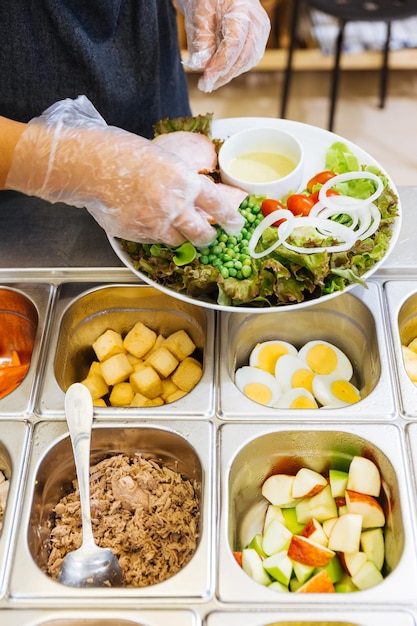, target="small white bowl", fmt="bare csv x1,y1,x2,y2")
218,126,304,200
